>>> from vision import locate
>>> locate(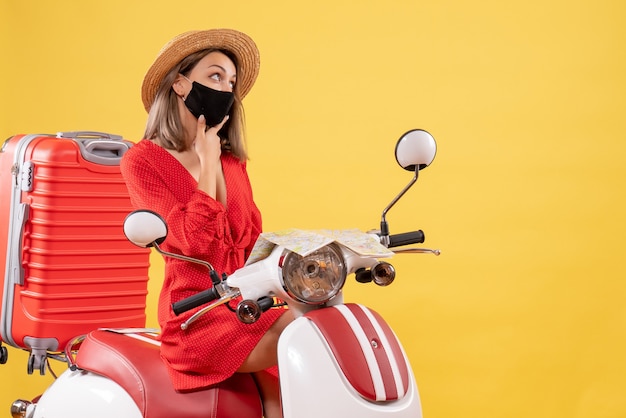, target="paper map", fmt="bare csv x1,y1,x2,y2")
246,228,394,265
